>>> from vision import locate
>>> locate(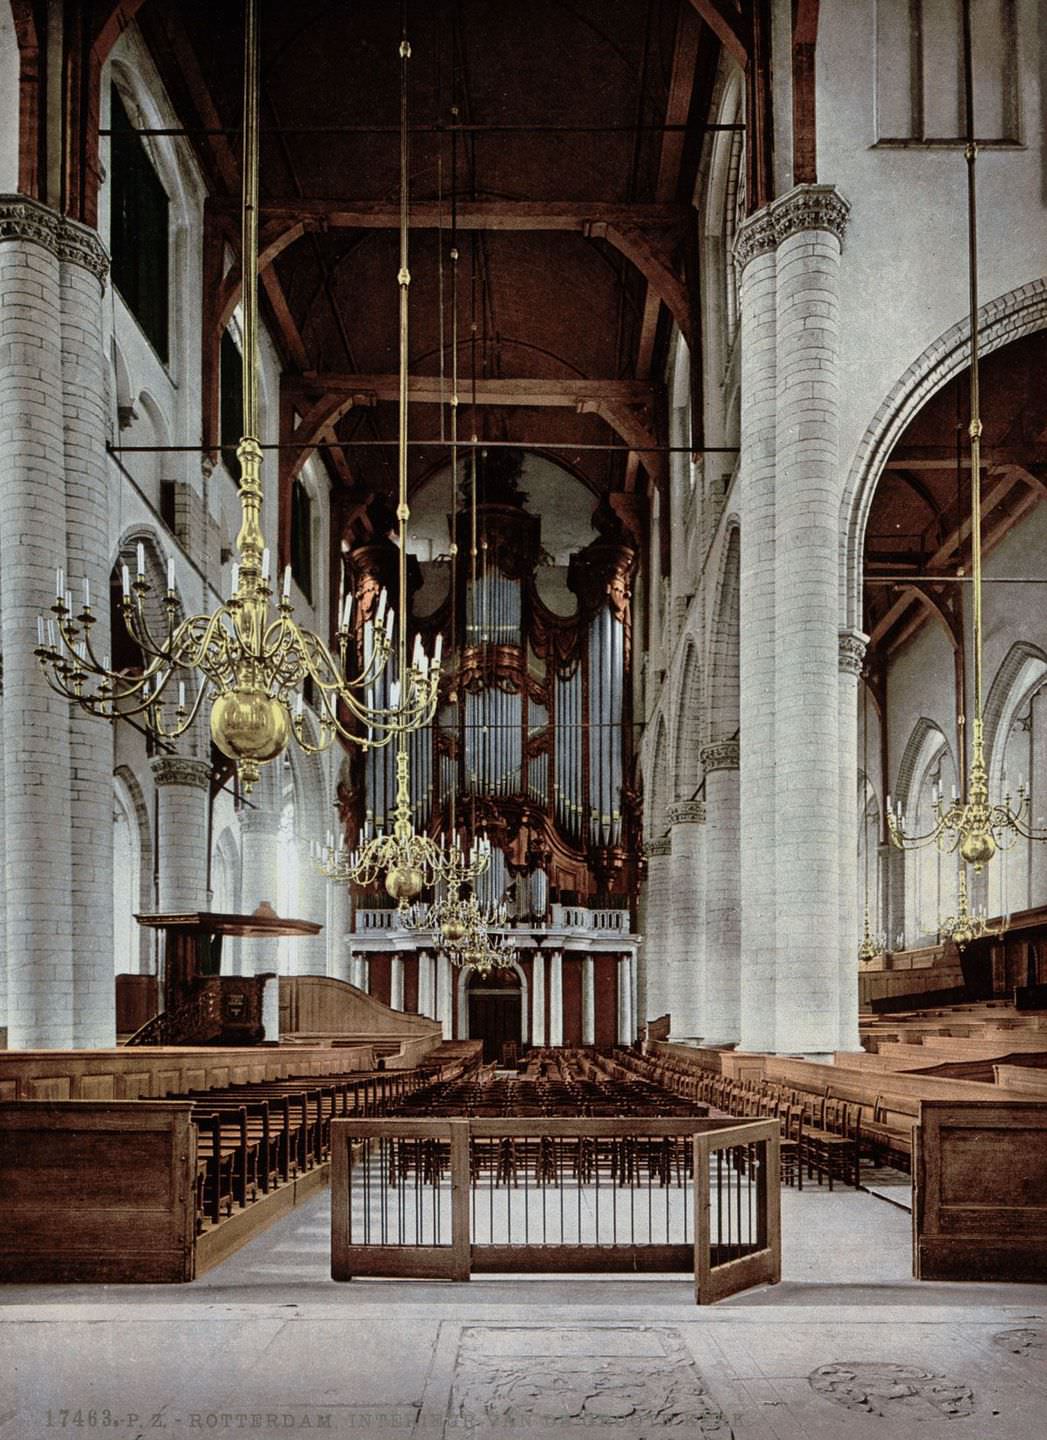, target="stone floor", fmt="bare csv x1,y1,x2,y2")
3,1182,1046,1440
